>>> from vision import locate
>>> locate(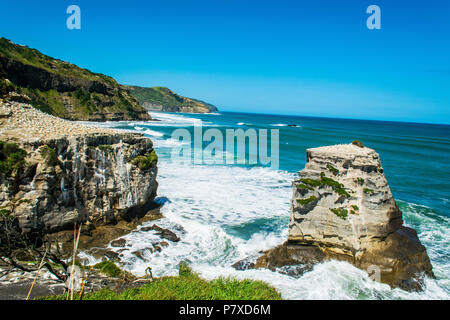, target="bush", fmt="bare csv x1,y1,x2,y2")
296,183,314,191
131,150,158,171
352,140,364,148
326,164,340,175
40,145,59,166
0,78,14,97
74,88,91,105
93,261,123,278
178,261,194,277
330,207,348,220
0,141,27,177
98,145,114,153
296,196,318,205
